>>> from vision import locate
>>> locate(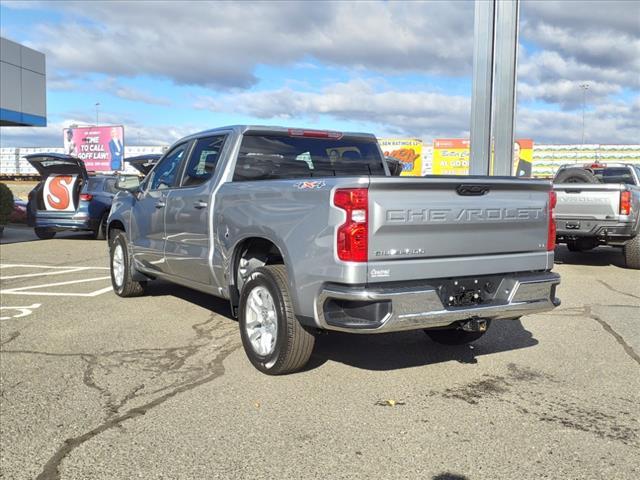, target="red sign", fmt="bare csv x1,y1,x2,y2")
63,125,125,171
